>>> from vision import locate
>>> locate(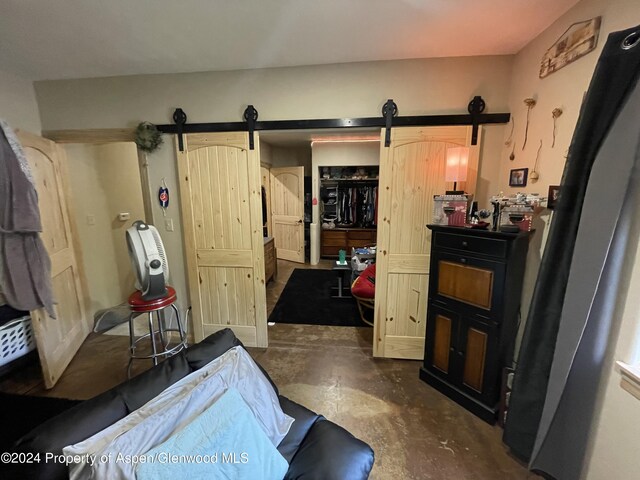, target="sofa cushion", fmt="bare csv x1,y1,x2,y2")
277,396,321,463
187,328,279,394
67,348,293,480
186,328,243,369
285,419,375,480
137,388,289,480
116,350,192,412
12,389,128,480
